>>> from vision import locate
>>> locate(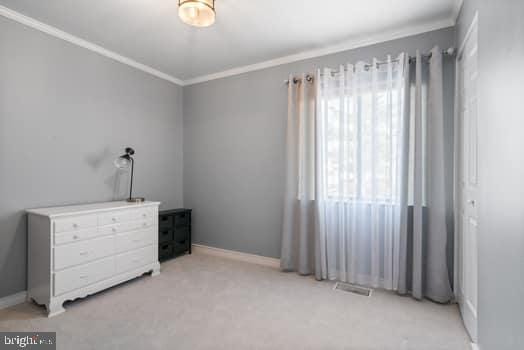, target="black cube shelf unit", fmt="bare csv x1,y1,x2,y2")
158,209,192,262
